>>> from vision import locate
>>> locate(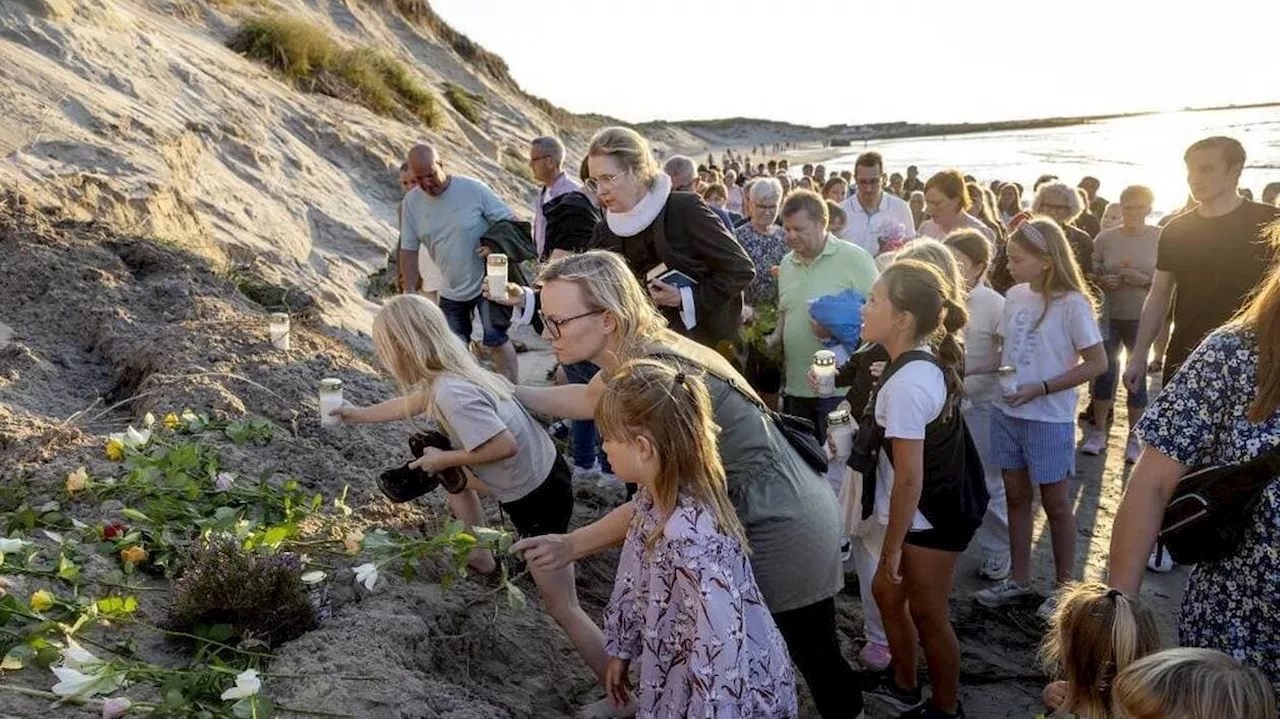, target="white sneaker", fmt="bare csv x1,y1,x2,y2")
978,555,1011,581
595,472,621,489
974,579,1033,608
571,463,602,482
1125,435,1142,464
1036,593,1060,621
1081,429,1107,456
1147,544,1175,573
